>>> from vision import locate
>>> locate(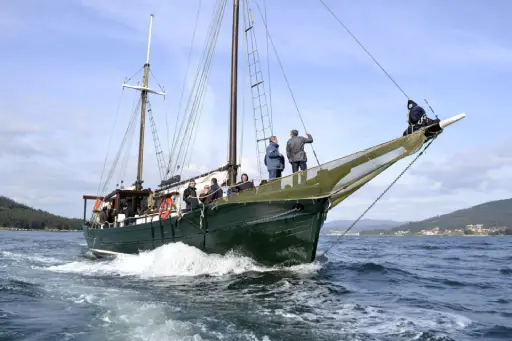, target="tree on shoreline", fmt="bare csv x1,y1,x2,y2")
0,196,82,230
